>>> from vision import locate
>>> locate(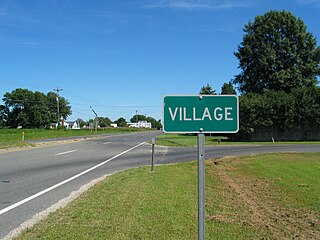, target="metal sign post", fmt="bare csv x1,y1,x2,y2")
162,94,239,240
198,133,205,240
151,137,155,171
